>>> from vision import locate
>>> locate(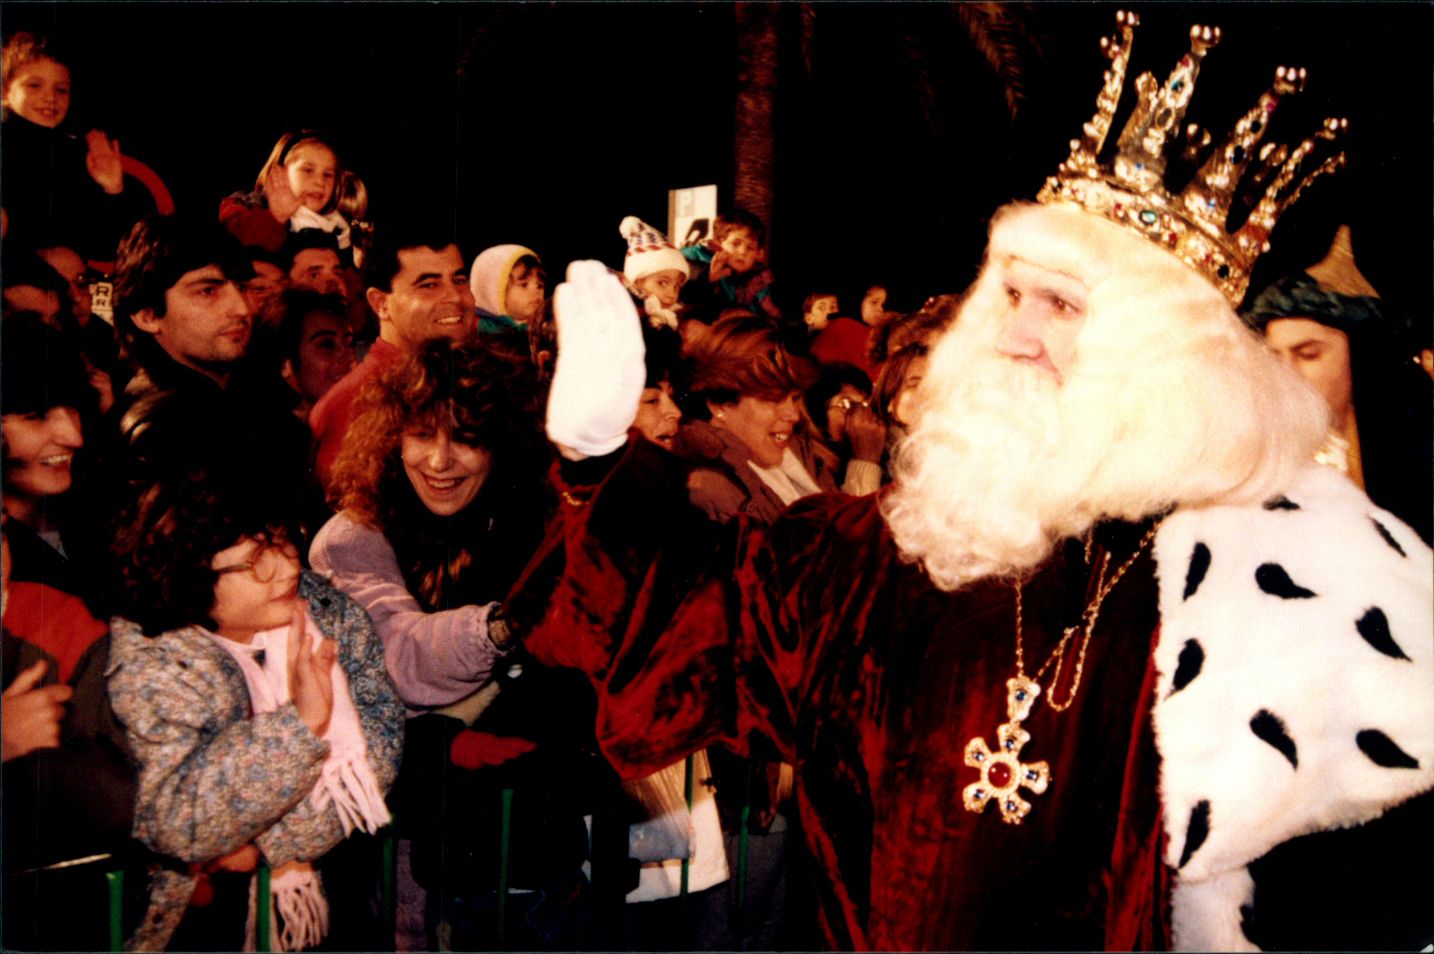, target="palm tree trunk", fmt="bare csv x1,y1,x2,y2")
734,2,780,237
